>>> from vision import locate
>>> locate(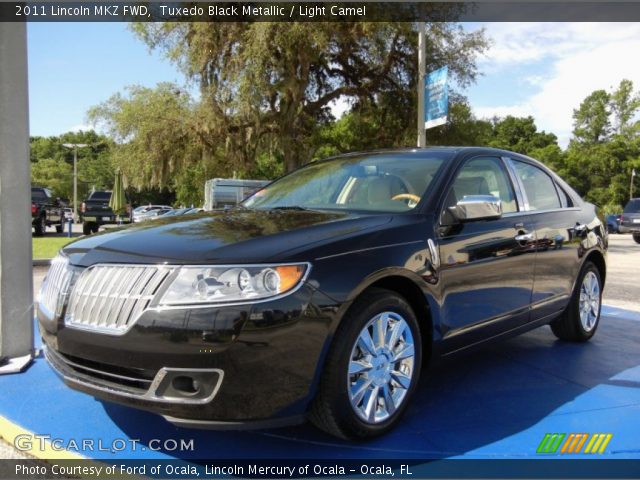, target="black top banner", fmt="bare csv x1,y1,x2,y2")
4,1,640,22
